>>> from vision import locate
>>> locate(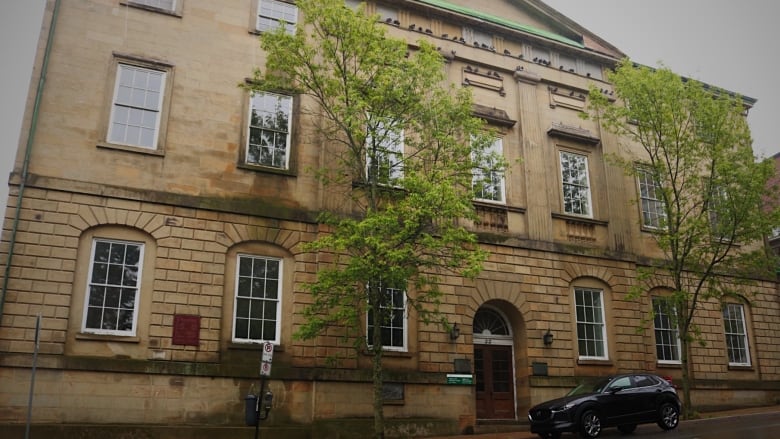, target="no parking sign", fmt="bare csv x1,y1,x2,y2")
260,342,274,376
